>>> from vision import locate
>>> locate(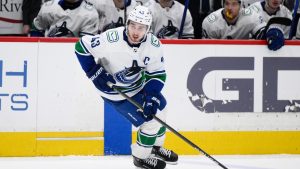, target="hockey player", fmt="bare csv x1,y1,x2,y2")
31,0,99,37
88,0,138,33
74,5,178,169
202,0,285,51
149,0,194,39
248,0,292,38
